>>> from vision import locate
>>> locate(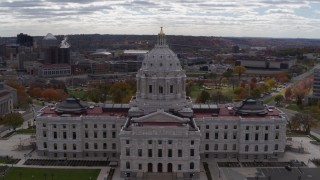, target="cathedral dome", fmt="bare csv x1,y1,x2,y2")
140,27,182,72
